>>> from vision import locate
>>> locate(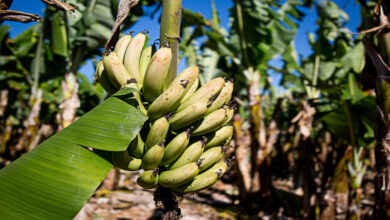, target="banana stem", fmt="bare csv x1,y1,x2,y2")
32,18,45,92
160,0,182,88
235,0,251,70
134,92,147,115
156,2,182,218
310,54,320,98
